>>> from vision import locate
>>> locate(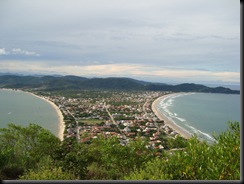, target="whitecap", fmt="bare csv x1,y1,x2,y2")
175,117,186,122
184,124,216,143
